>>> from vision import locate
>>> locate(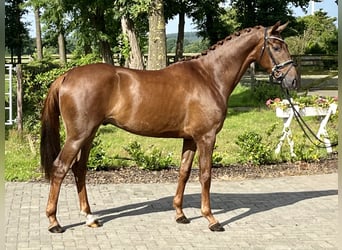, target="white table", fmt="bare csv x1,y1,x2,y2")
275,103,337,156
